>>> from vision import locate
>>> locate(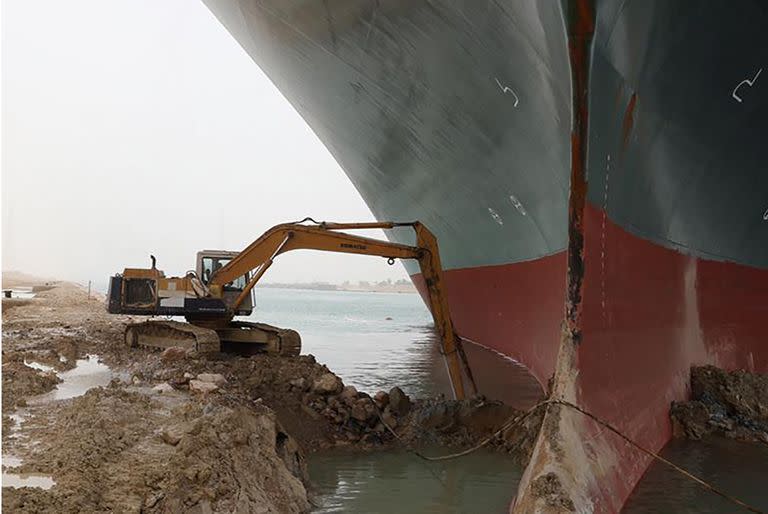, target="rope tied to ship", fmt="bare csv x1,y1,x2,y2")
370,397,766,514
